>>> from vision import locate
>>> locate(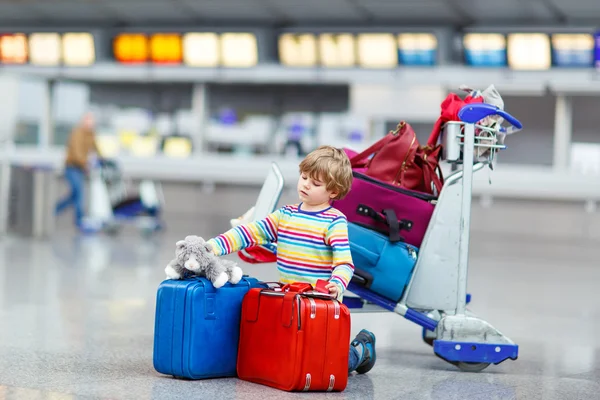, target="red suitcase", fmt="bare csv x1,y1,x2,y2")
237,283,351,392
